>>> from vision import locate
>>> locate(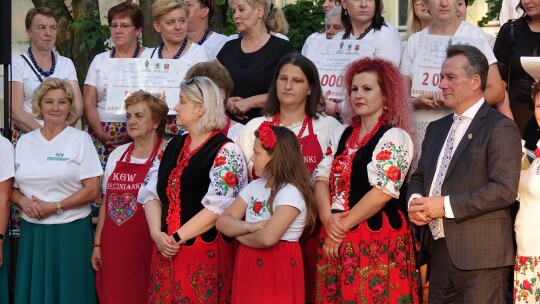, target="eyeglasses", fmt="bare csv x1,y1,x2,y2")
413,0,426,5
110,24,135,30
185,78,204,98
